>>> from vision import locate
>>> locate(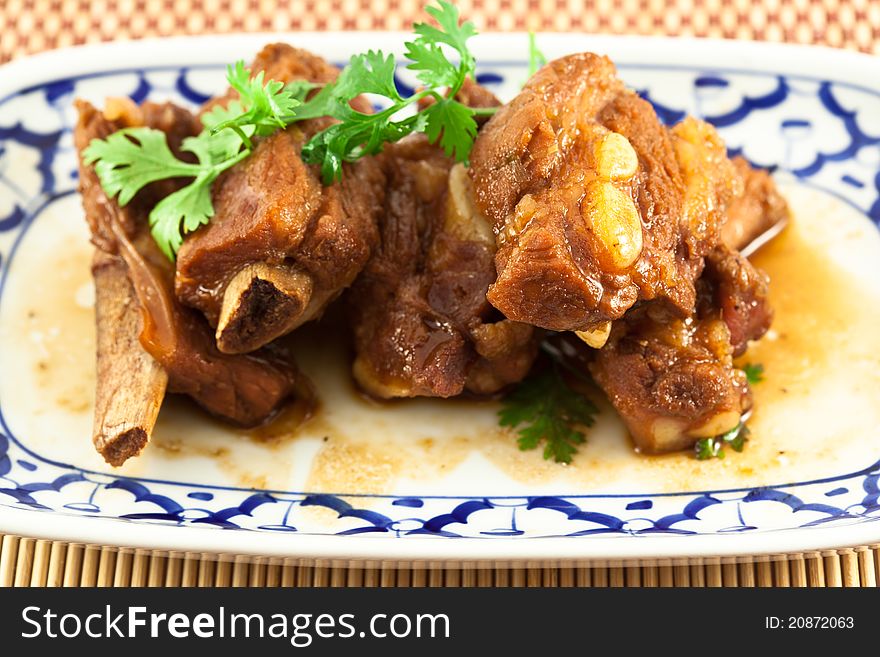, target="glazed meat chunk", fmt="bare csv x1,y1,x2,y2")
469,53,741,334
175,44,386,354
351,135,539,398
588,202,777,453
589,306,752,453
76,99,307,433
